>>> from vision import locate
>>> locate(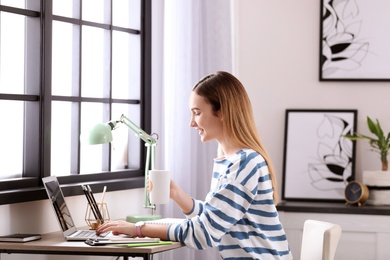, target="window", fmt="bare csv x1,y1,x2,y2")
0,0,151,204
